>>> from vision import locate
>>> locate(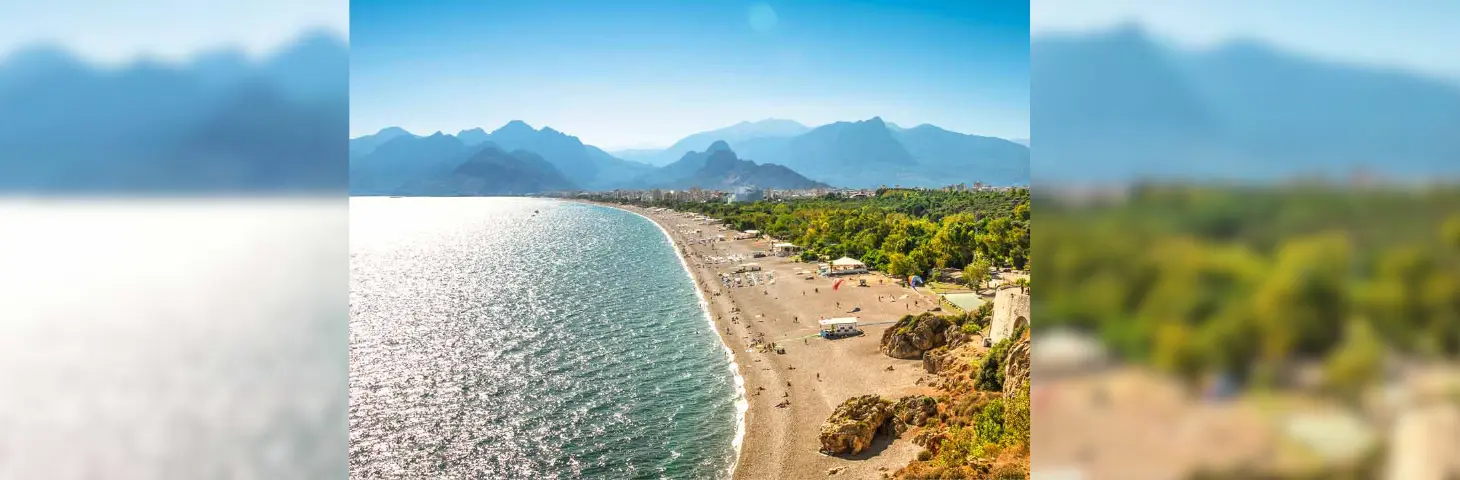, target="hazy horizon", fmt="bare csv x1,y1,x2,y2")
350,117,1012,151
350,0,1029,147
